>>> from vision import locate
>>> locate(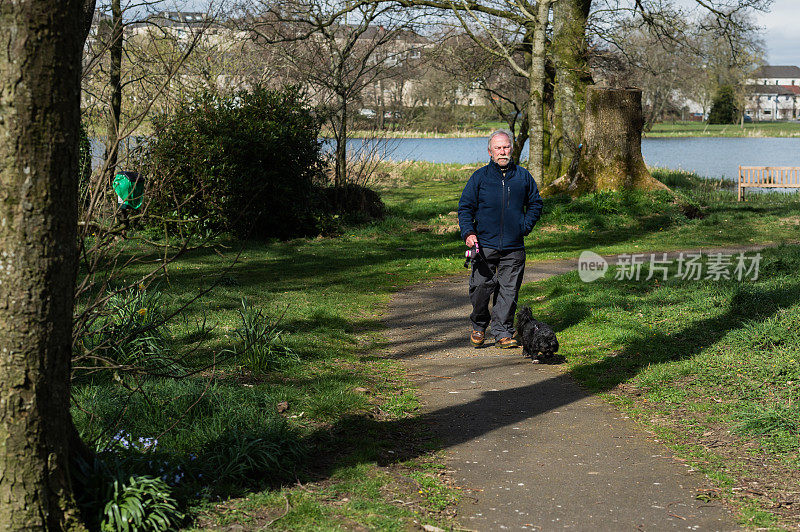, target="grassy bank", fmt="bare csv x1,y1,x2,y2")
378,161,800,257
647,121,800,138
75,161,800,529
343,120,800,139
